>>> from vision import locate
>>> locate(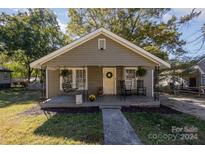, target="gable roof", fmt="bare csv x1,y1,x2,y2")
30,28,170,69
197,57,205,74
